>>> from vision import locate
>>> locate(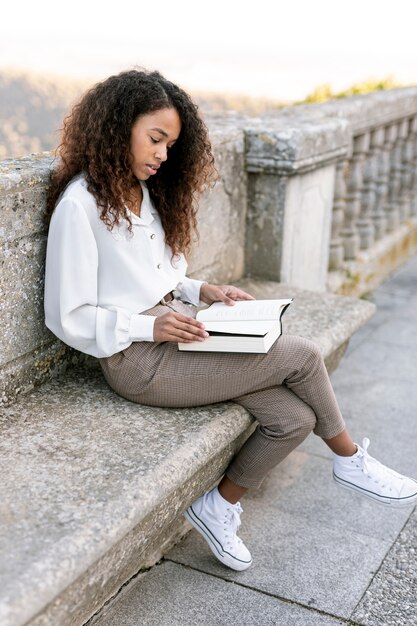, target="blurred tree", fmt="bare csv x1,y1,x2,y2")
298,75,403,104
